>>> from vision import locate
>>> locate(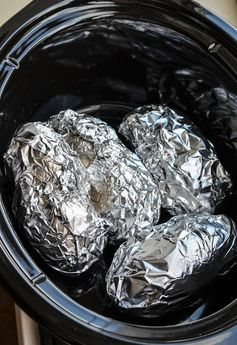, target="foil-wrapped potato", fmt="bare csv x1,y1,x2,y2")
119,105,232,215
106,214,237,317
4,122,109,275
49,109,161,241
